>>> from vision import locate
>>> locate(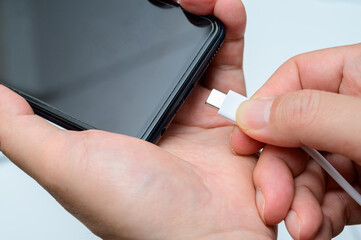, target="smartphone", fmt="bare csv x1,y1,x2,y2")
0,0,224,143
